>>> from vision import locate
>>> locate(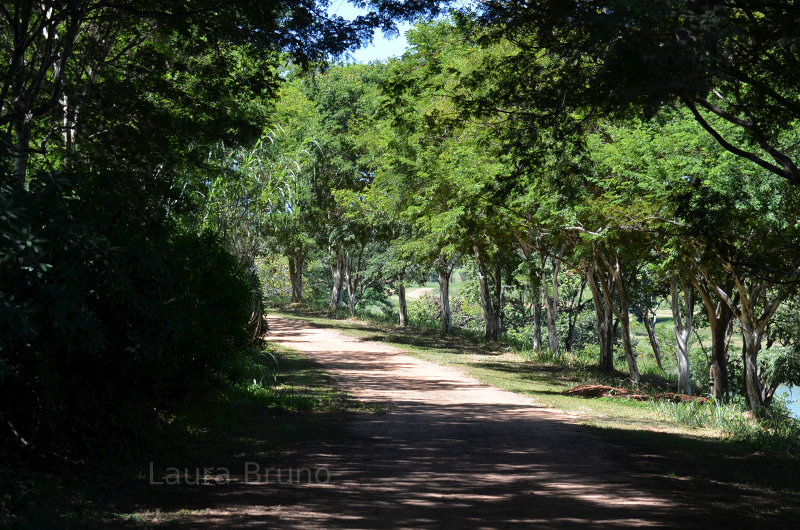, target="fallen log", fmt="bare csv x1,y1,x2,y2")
564,384,710,403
